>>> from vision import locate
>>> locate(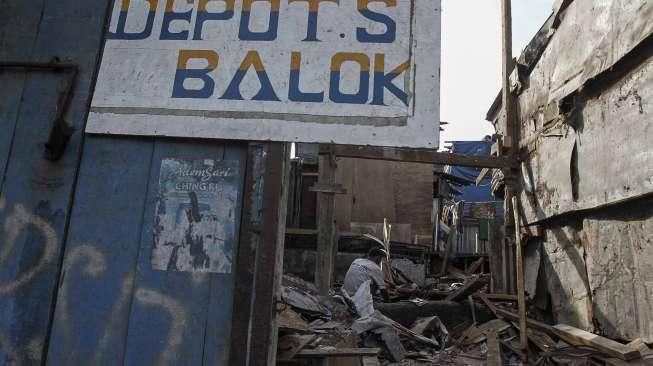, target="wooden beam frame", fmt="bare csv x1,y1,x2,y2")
315,153,338,295
319,145,517,169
